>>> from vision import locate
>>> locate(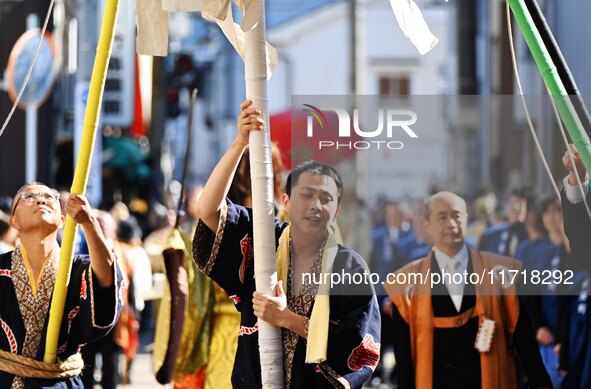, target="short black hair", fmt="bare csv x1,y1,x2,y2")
0,196,11,214
508,188,530,202
0,211,9,236
285,161,343,203
117,216,142,242
536,194,560,216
